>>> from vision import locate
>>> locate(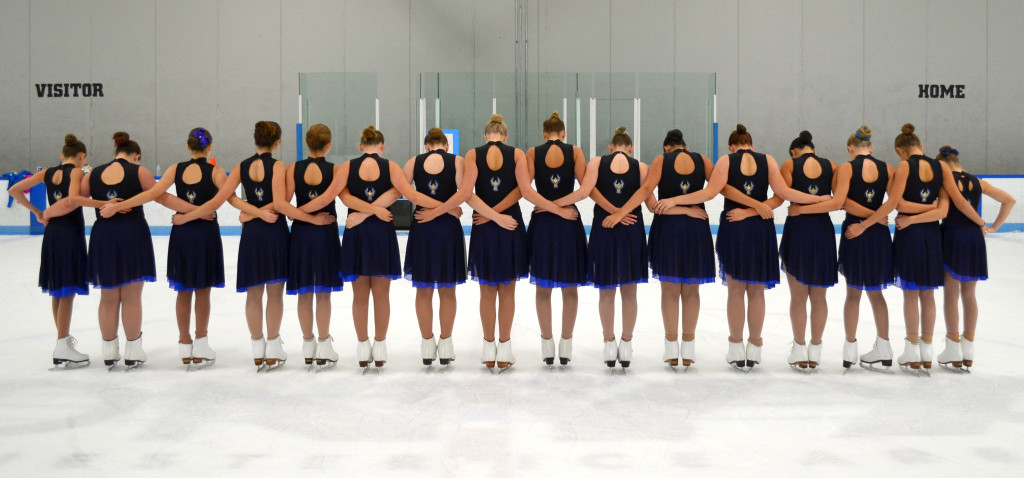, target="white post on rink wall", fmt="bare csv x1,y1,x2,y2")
374,98,380,129
633,97,641,160
562,97,567,121
298,95,302,121
418,98,427,154
492,97,497,115
575,98,581,146
434,98,440,128
589,97,597,160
